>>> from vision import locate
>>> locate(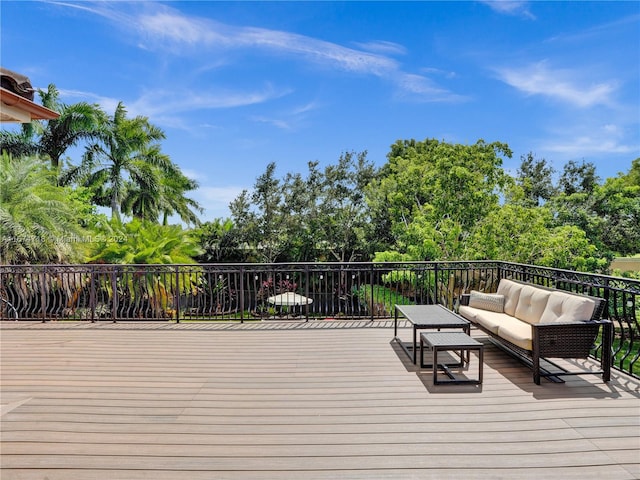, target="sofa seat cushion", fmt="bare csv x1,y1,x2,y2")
514,285,551,325
458,305,478,323
459,306,508,335
495,316,533,351
496,279,525,316
539,291,596,323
